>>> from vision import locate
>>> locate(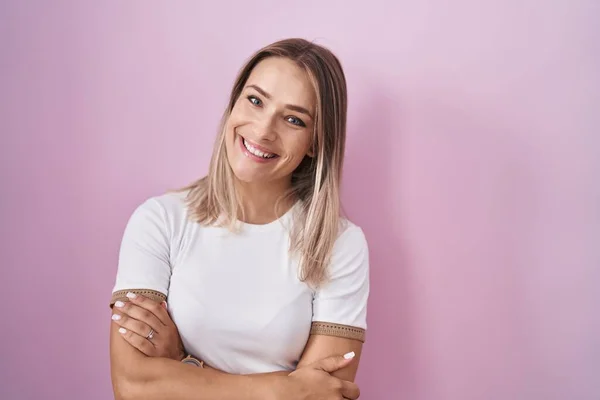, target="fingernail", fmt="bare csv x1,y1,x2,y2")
114,301,125,308
344,351,355,359
118,328,127,334
111,314,121,321
126,292,137,299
